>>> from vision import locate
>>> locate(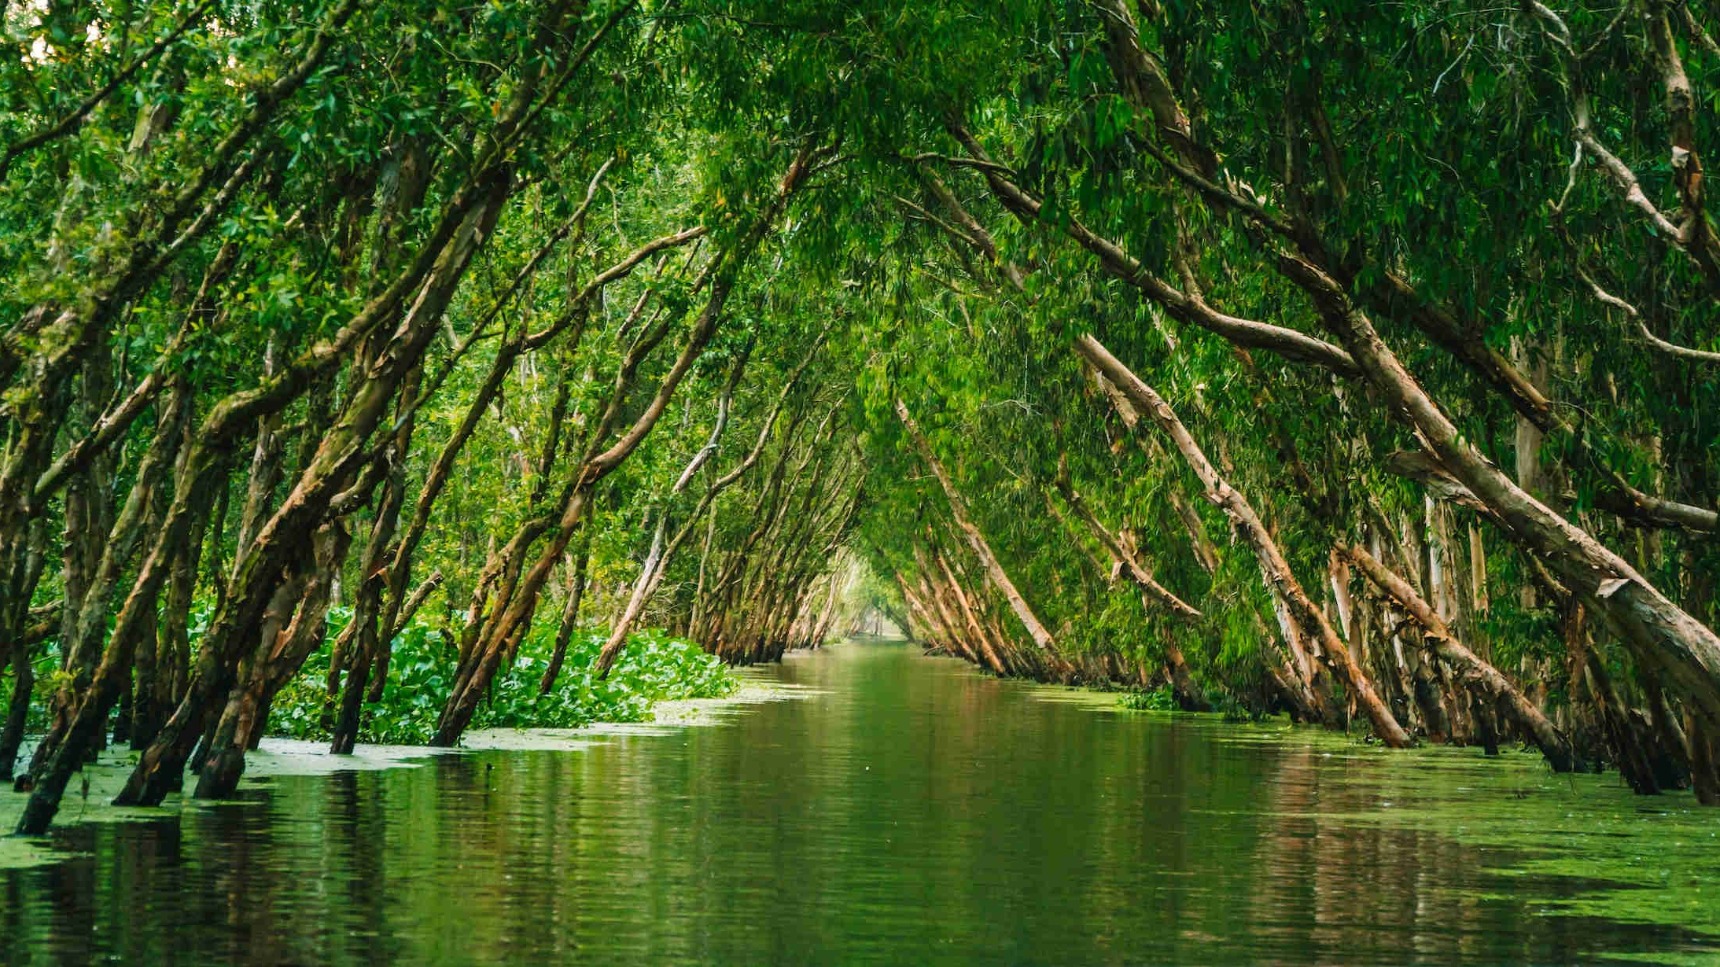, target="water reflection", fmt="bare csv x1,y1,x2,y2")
0,642,1710,965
